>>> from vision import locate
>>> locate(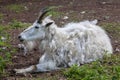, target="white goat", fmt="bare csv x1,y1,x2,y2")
14,9,113,74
